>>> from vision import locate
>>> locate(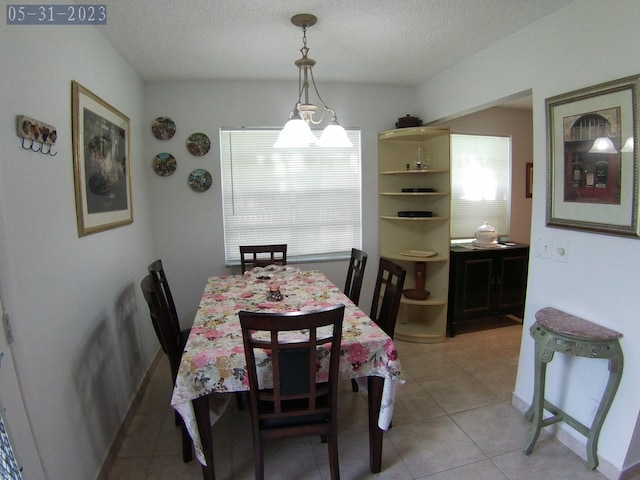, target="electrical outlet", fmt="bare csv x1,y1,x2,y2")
552,239,569,263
